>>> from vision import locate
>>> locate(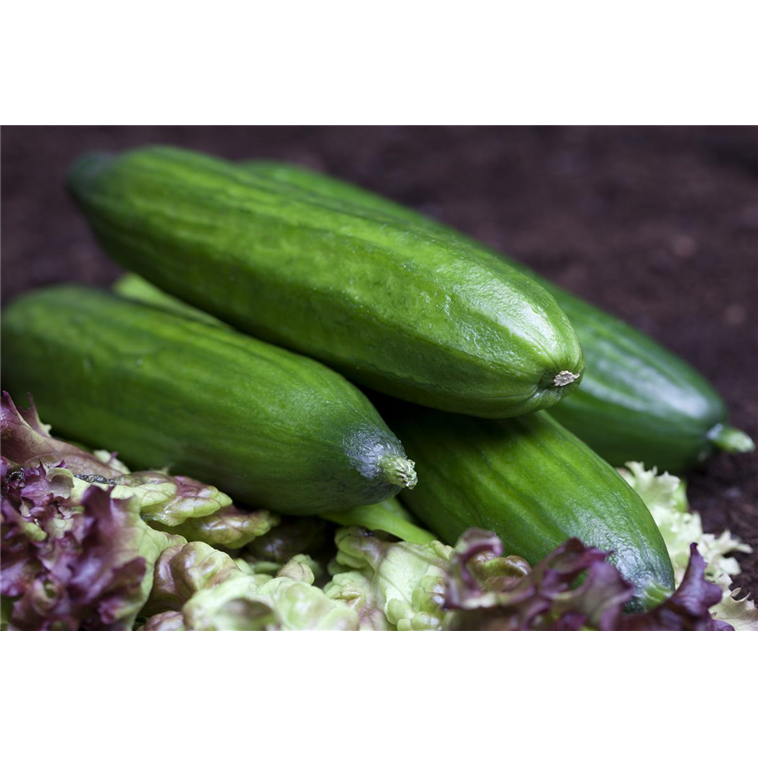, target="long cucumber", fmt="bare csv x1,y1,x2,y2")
67,146,585,419
1,286,417,515
388,405,675,608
